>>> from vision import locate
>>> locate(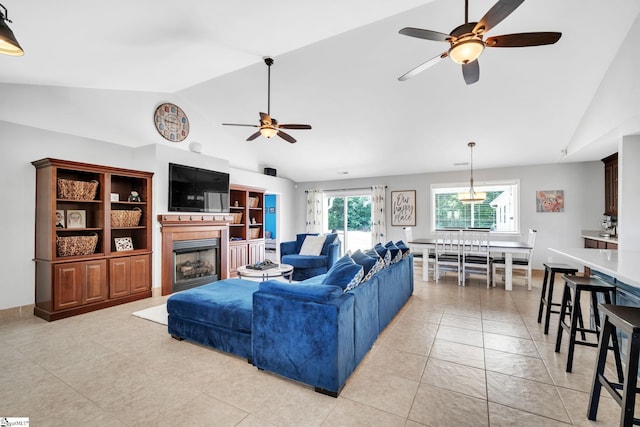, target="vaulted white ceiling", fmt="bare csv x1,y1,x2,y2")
1,0,639,182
